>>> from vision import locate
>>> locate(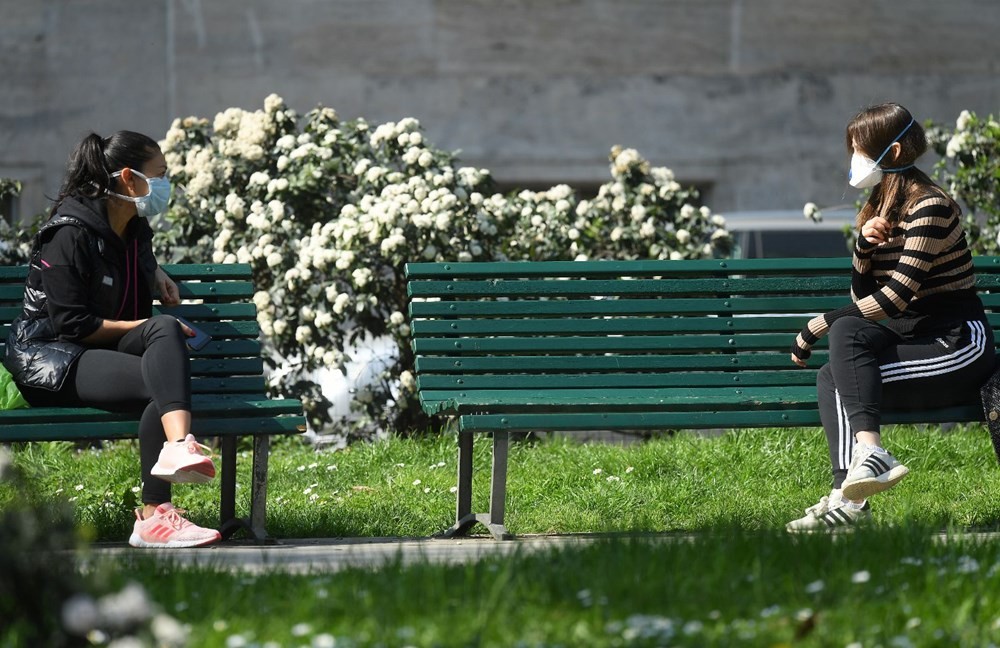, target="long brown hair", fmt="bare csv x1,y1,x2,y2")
847,103,954,230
